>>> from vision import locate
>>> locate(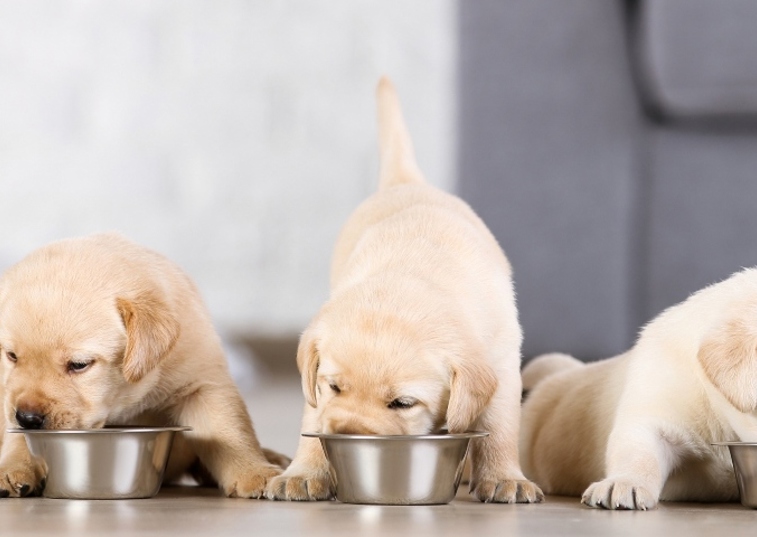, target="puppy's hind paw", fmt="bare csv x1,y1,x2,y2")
581,479,657,510
265,470,334,501
471,478,544,504
261,448,292,470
